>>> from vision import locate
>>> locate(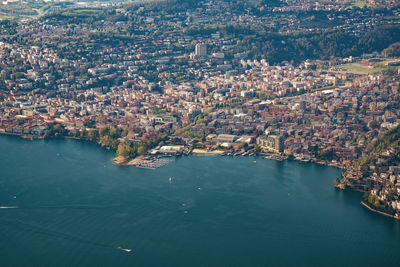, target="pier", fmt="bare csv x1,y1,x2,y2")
134,156,173,170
